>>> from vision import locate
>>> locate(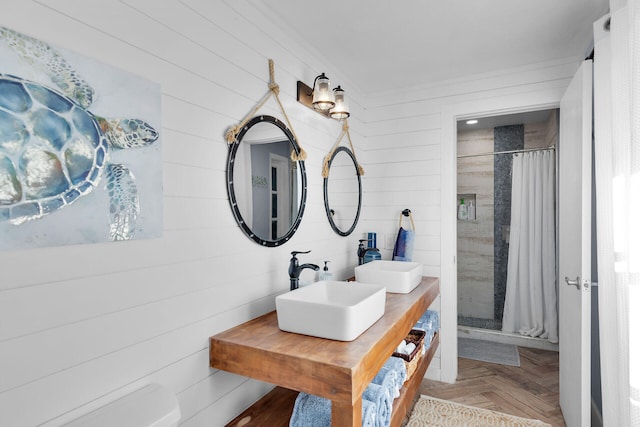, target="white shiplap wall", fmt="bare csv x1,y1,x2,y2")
0,1,365,426
0,0,585,425
358,59,580,382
